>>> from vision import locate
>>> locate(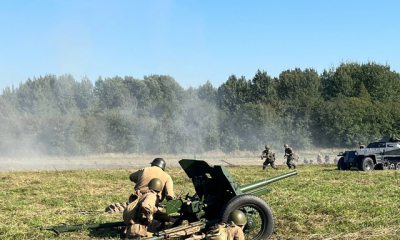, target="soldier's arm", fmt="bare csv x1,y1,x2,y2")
129,170,140,183
164,175,175,201
233,226,245,240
